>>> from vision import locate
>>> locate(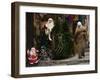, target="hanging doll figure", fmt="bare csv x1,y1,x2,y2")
39,17,54,49
27,47,39,65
